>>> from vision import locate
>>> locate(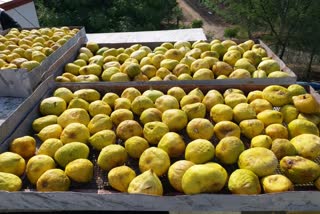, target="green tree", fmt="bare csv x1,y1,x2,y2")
34,0,180,33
